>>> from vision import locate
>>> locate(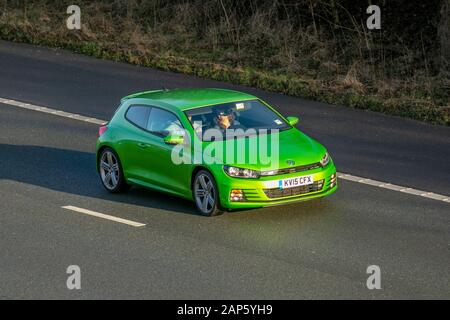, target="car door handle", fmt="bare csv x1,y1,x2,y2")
137,142,150,149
